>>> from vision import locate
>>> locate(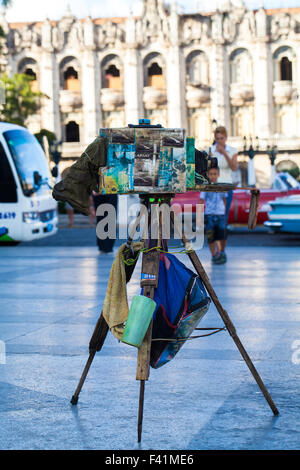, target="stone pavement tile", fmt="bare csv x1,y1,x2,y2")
180,326,286,357
186,361,300,450
0,284,105,300
15,269,110,285
0,355,248,450
0,246,101,258
0,322,290,450
0,298,101,317
0,323,53,342
6,323,100,347
0,245,299,450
